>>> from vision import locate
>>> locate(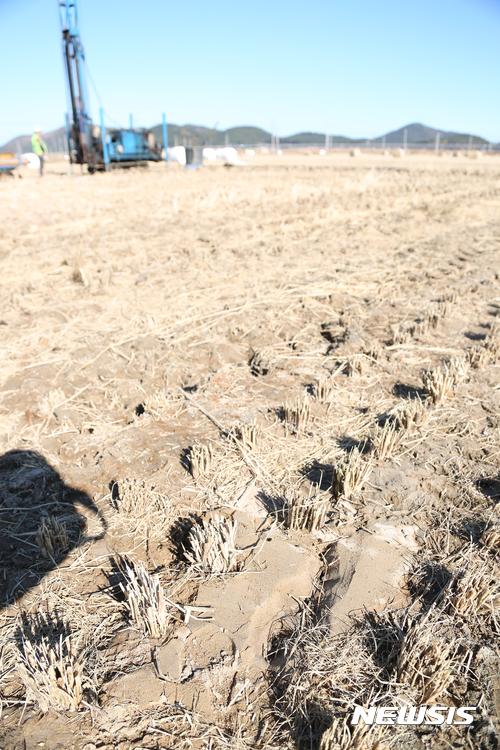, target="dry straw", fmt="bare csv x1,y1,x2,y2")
396,612,465,704
446,354,469,385
284,484,329,532
313,373,335,401
113,476,168,515
269,608,392,749
319,717,388,750
189,442,214,479
250,347,276,376
71,266,88,288
422,367,454,405
485,320,500,362
395,396,429,430
332,447,372,500
443,557,500,627
234,420,261,451
467,344,490,369
392,302,449,344
36,516,68,558
467,324,500,367
391,321,416,345
16,634,85,712
346,354,368,378
184,514,241,575
110,477,171,542
481,523,500,554
144,388,177,417
119,557,173,637
372,421,401,460
425,301,449,328
281,397,311,434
